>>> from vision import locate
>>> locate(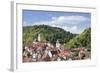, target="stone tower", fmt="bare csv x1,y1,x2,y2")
56,40,60,48
38,34,41,42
